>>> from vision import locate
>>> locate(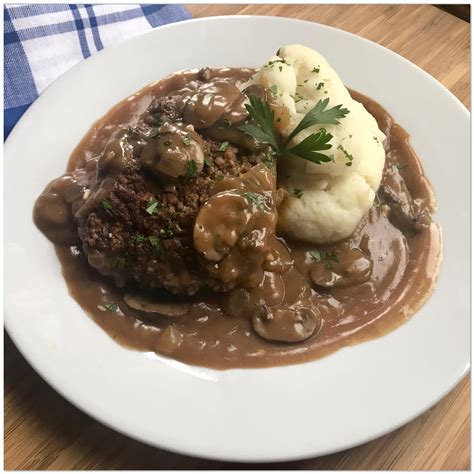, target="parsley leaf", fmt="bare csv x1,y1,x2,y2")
148,236,164,258
238,96,281,152
328,250,339,262
101,199,113,214
184,159,198,180
285,128,334,165
149,128,160,139
293,188,304,198
324,262,333,270
338,144,354,167
263,152,276,168
104,302,118,312
284,98,350,146
308,250,324,262
159,228,174,238
134,234,145,243
146,200,160,215
243,191,269,211
182,133,192,146
219,141,230,151
204,155,212,167
239,95,349,167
